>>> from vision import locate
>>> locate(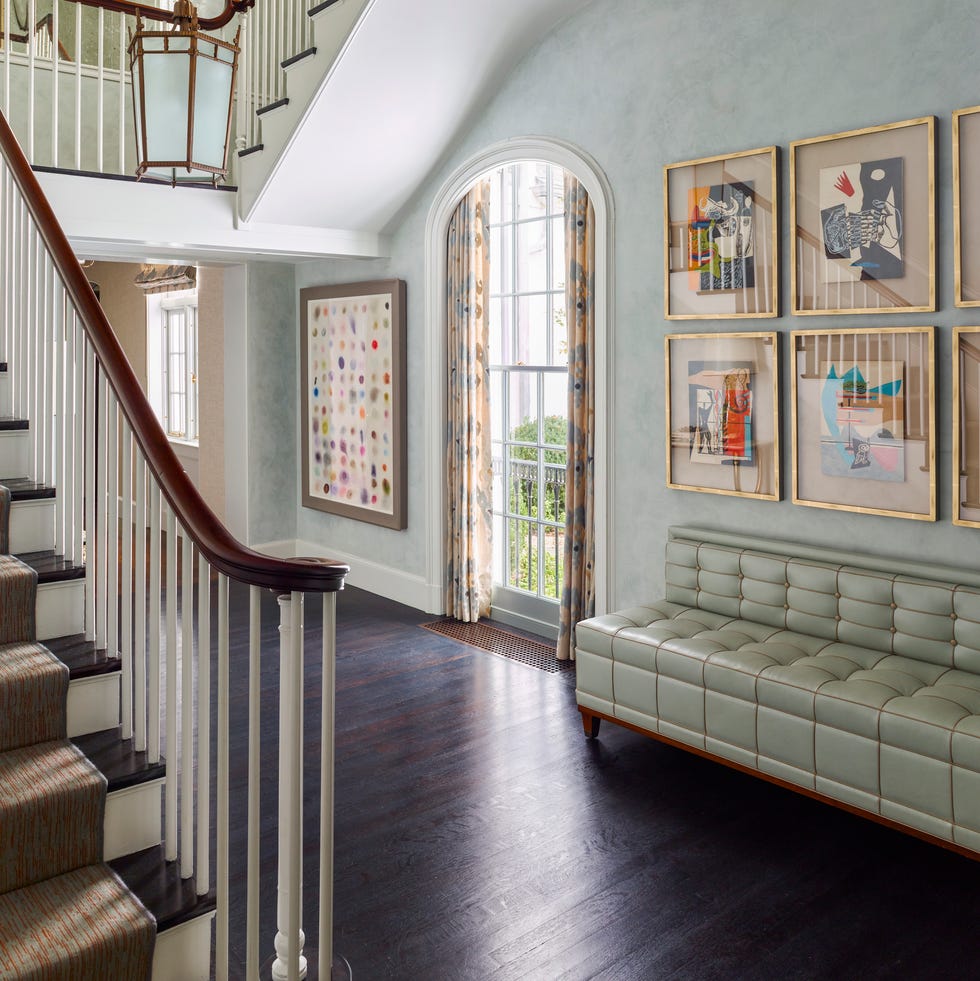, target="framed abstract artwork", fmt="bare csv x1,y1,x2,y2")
665,331,779,500
790,117,935,315
663,146,778,319
953,327,980,526
299,279,407,529
954,106,980,307
791,326,935,520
